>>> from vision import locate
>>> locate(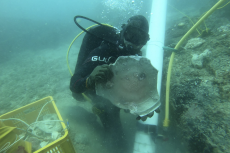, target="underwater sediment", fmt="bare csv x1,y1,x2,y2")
163,9,230,153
